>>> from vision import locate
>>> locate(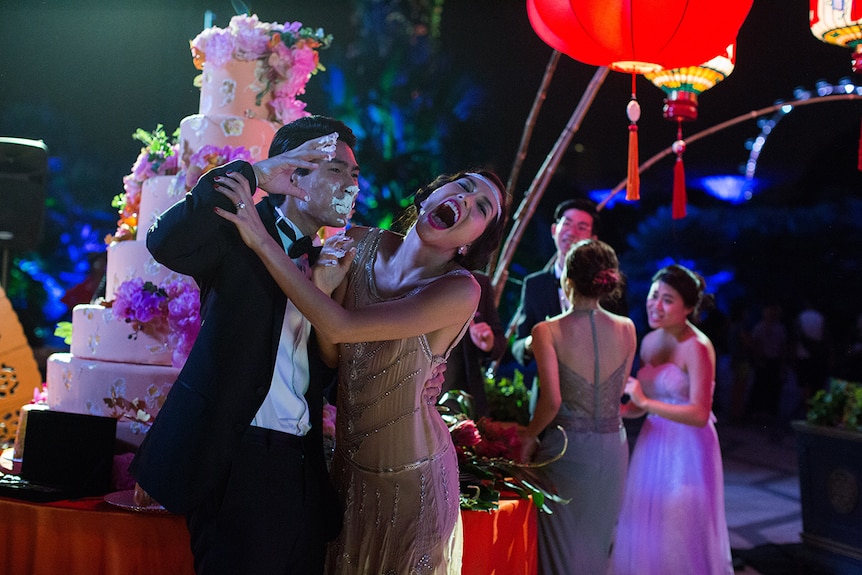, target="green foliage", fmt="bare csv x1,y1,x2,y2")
806,378,862,432
485,369,531,425
54,321,73,346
